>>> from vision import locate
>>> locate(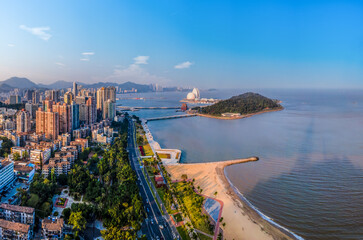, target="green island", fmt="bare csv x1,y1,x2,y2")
193,92,283,119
